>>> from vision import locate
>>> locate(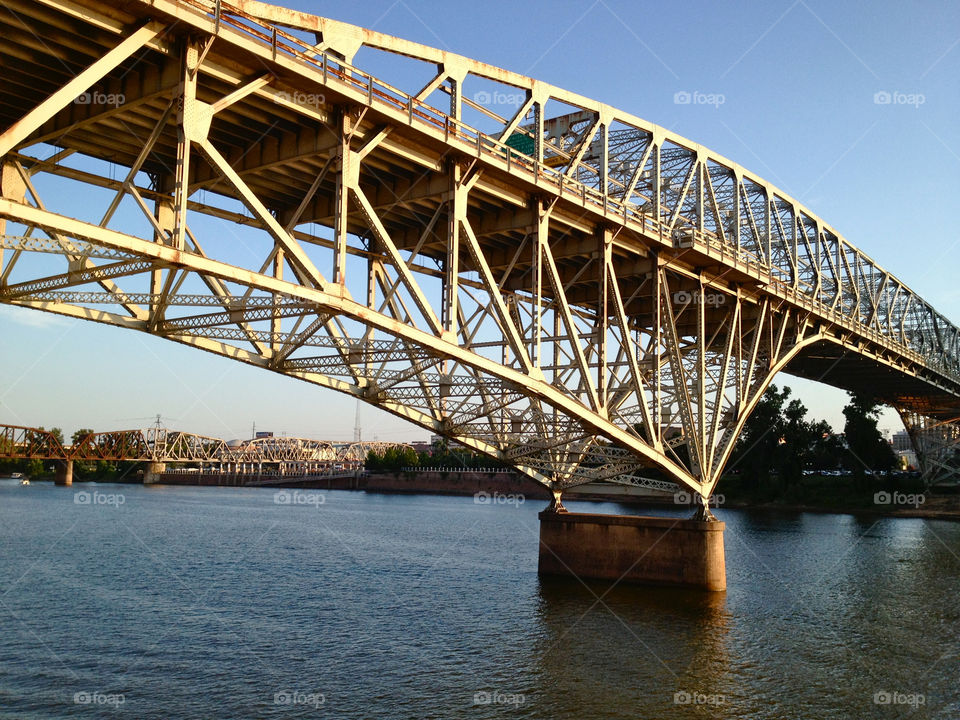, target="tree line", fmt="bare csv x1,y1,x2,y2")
365,439,507,473
366,388,901,497
728,386,898,493
6,391,903,492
